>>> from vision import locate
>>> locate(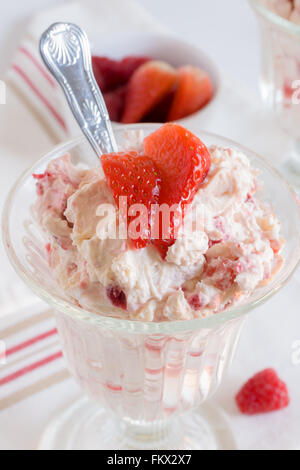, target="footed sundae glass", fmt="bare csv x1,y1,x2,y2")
249,0,300,189
2,125,300,450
